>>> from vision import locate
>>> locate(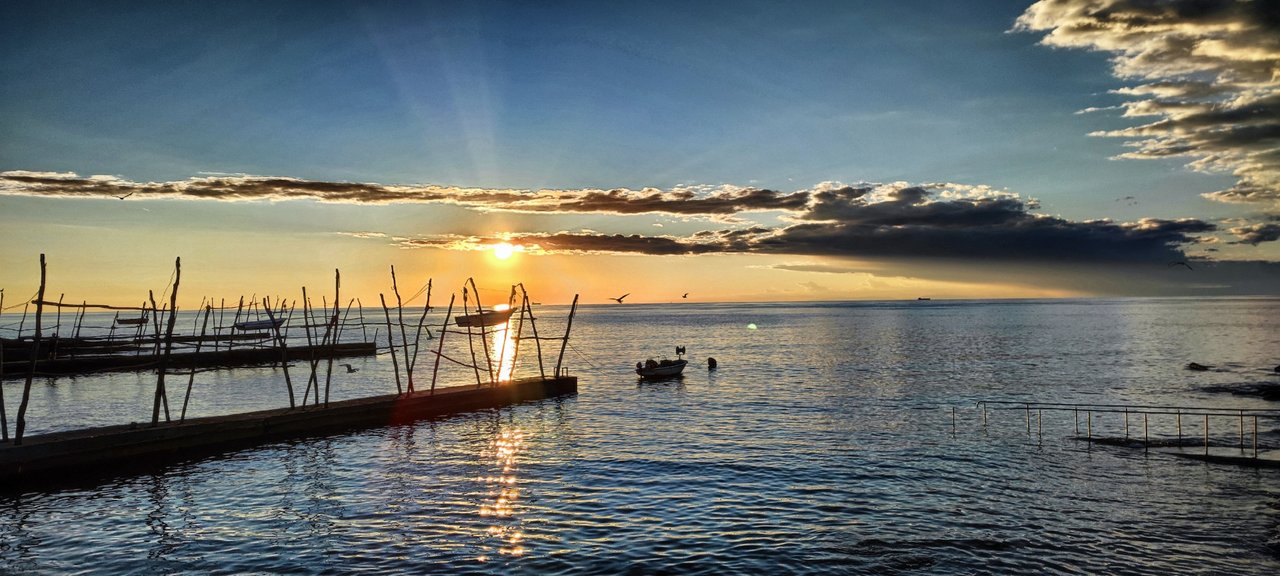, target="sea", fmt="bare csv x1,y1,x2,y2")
2,297,1279,574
